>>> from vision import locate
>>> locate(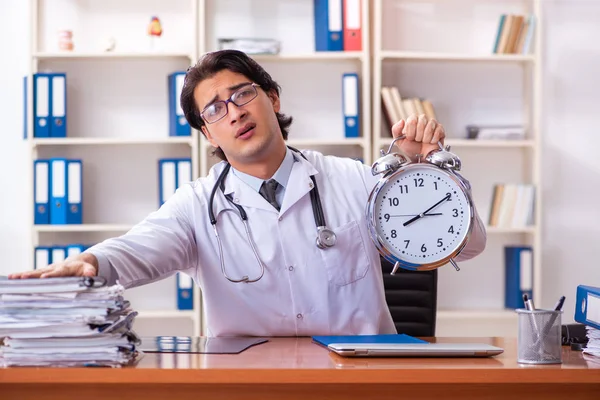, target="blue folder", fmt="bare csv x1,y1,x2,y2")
312,334,427,347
